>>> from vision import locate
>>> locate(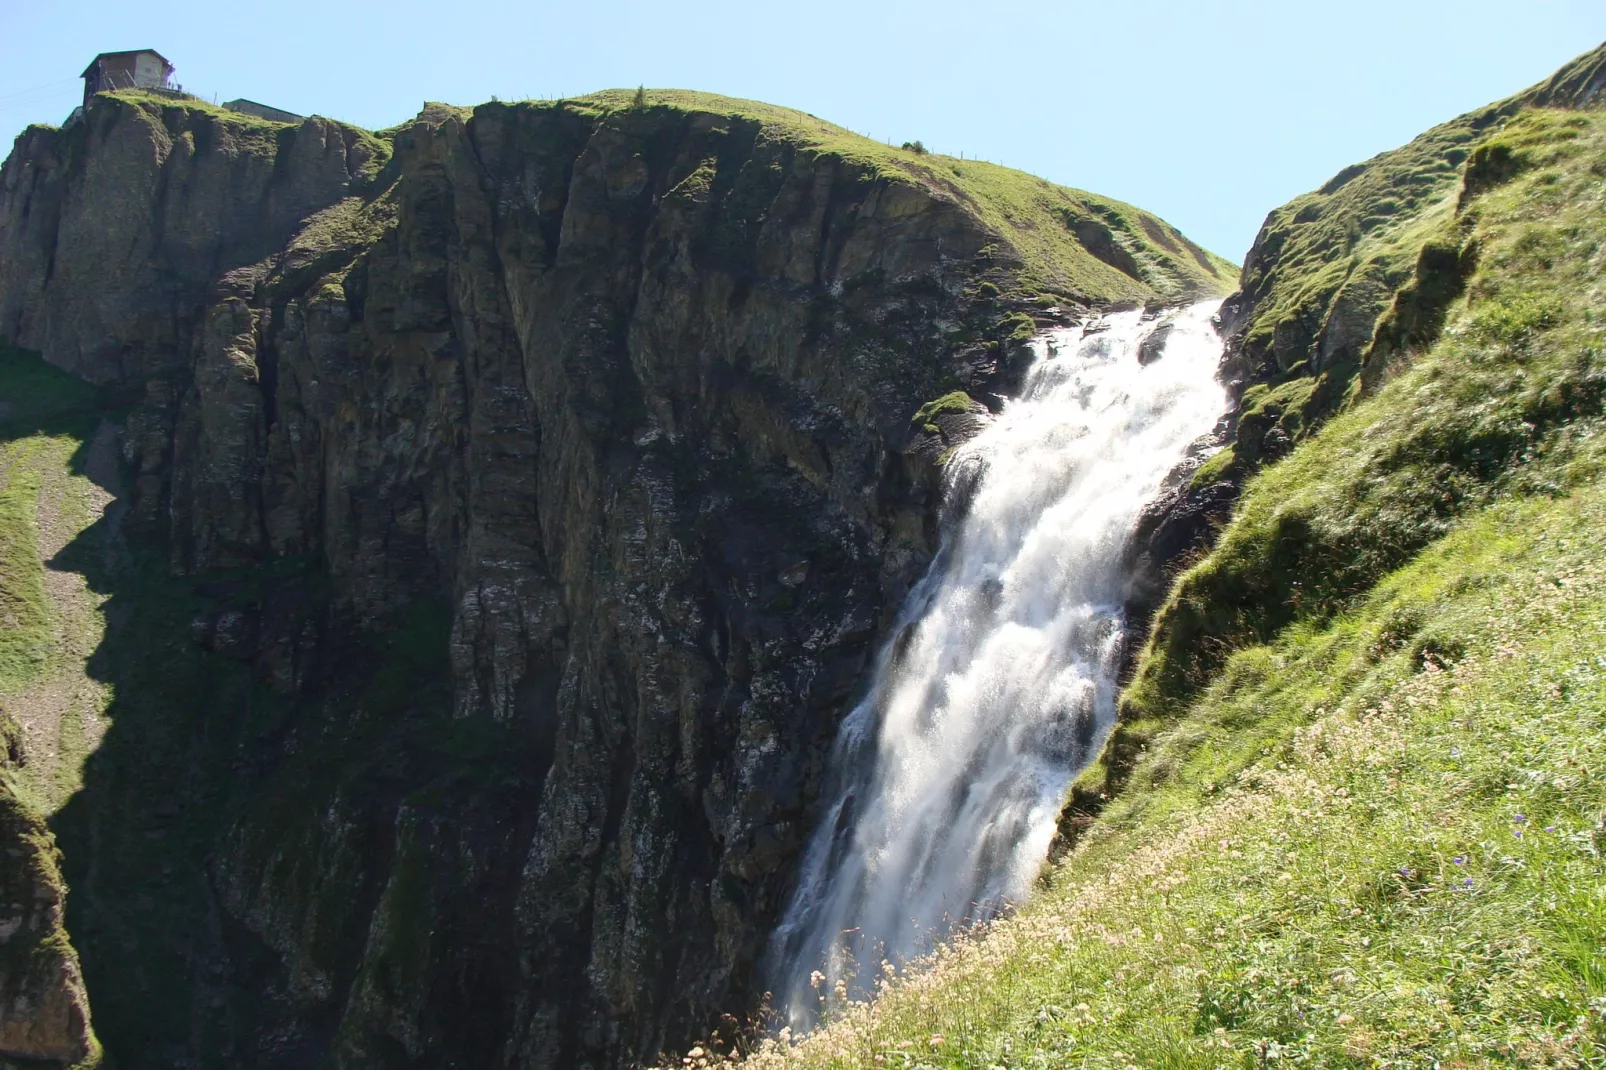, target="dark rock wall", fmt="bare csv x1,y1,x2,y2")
0,94,1087,1068
0,103,379,385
